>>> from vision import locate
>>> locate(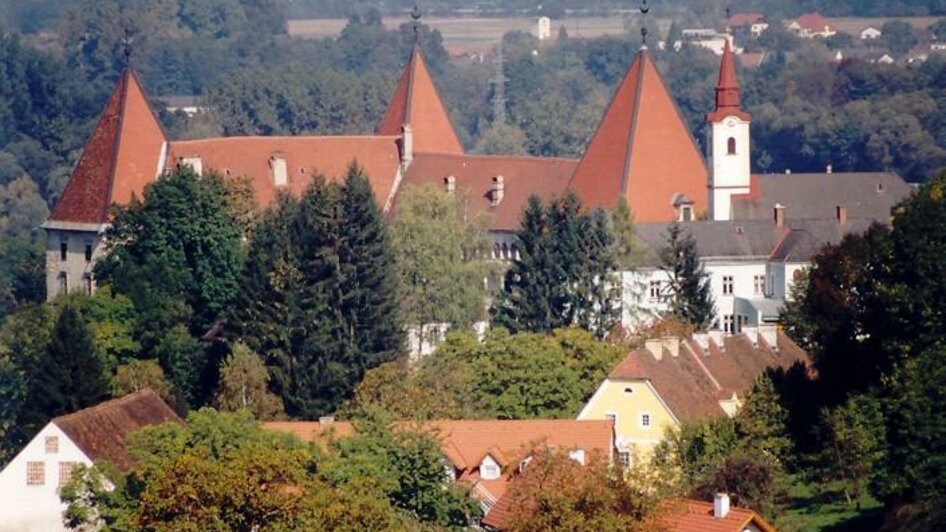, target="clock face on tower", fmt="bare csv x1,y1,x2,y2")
726,119,736,128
